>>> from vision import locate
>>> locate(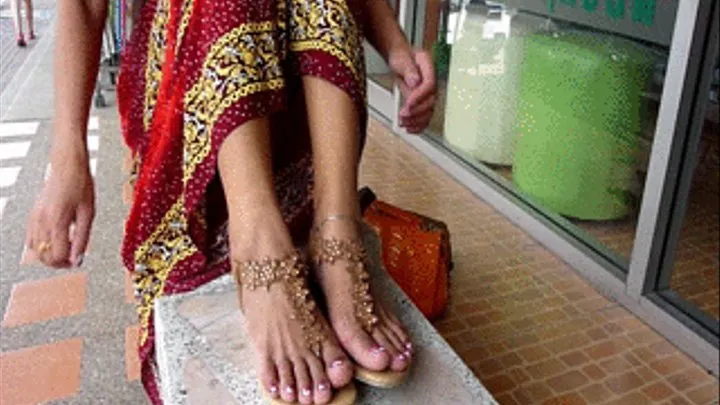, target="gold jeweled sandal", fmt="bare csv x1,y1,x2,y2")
311,216,411,389
233,250,358,405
